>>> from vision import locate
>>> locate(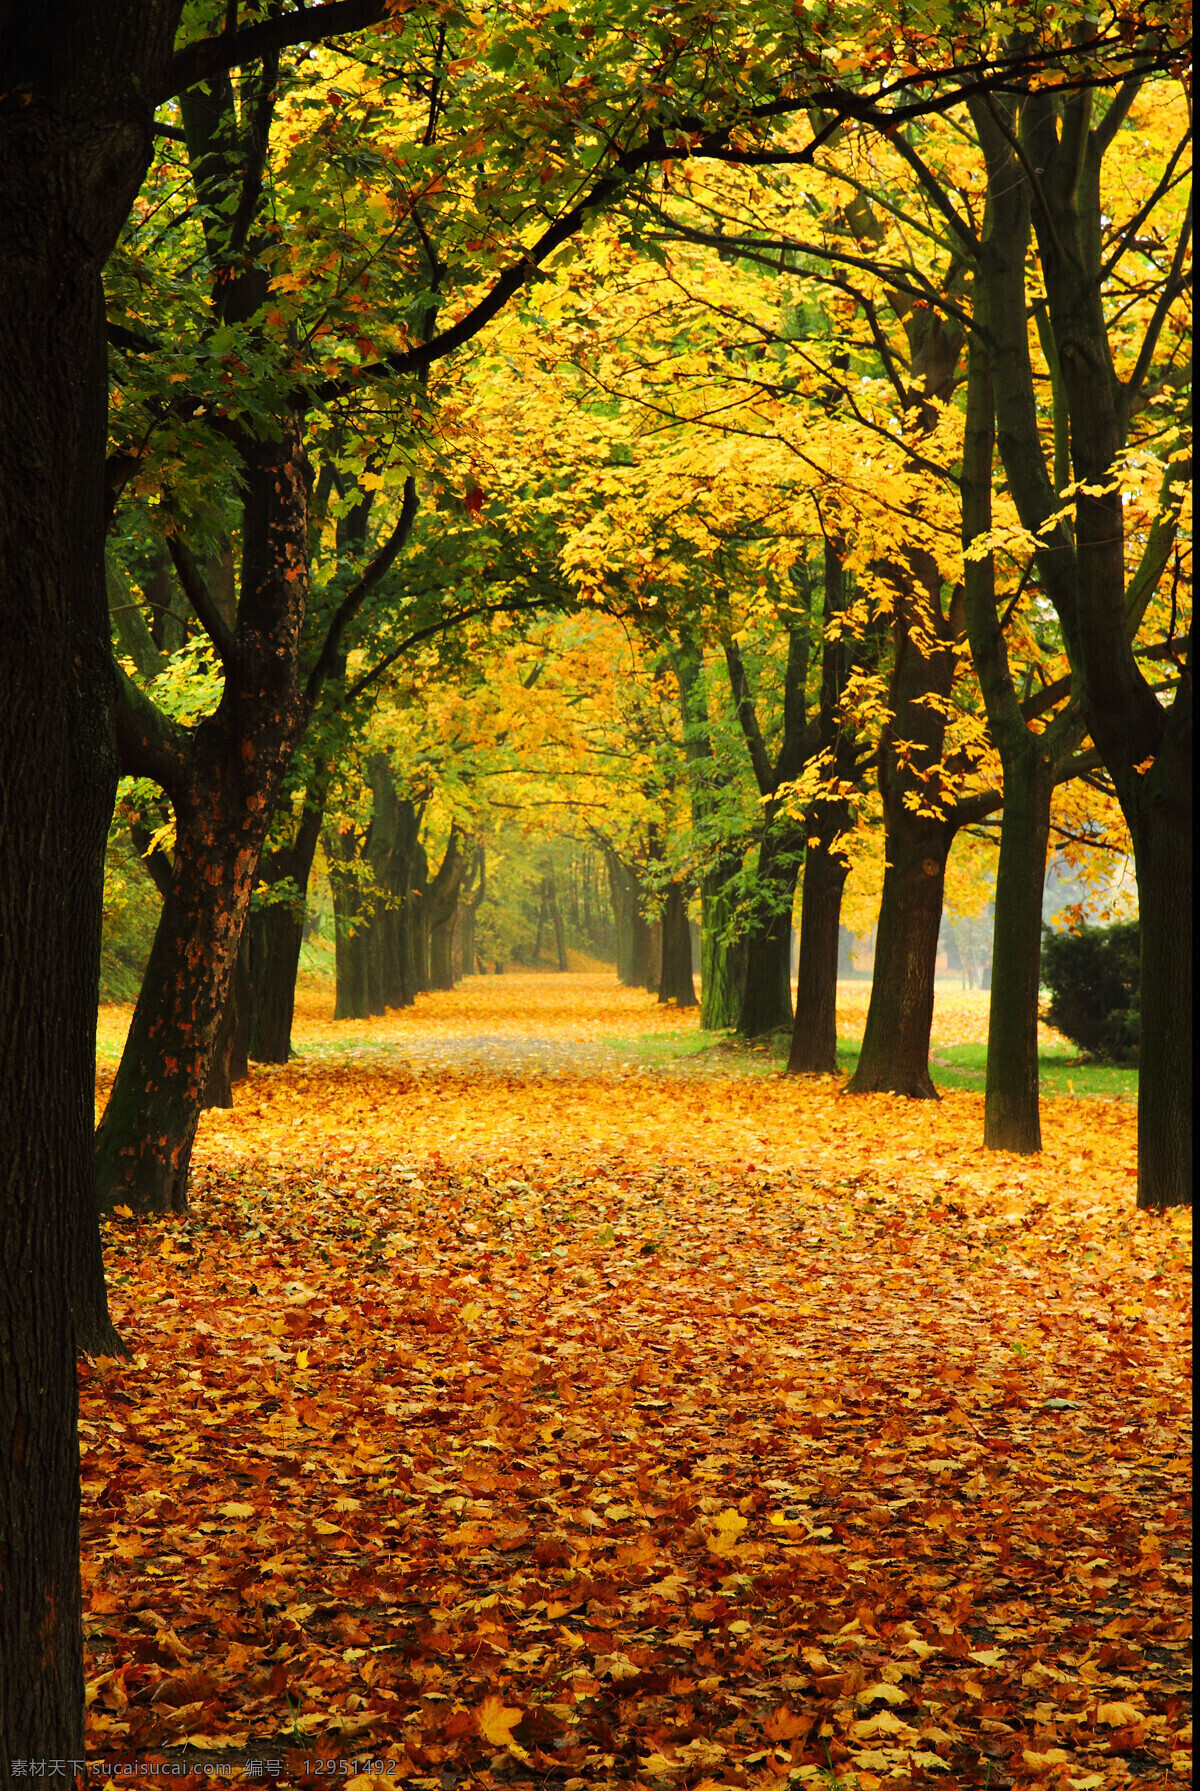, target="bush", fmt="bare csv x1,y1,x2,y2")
1041,920,1139,1063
